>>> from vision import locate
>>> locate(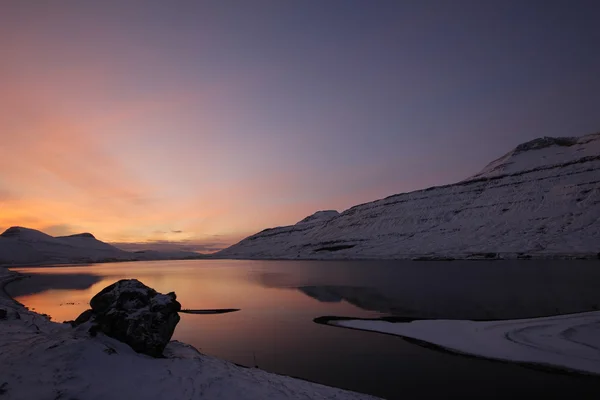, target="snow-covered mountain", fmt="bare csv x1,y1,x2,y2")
218,133,600,260
0,227,204,266
0,227,134,266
